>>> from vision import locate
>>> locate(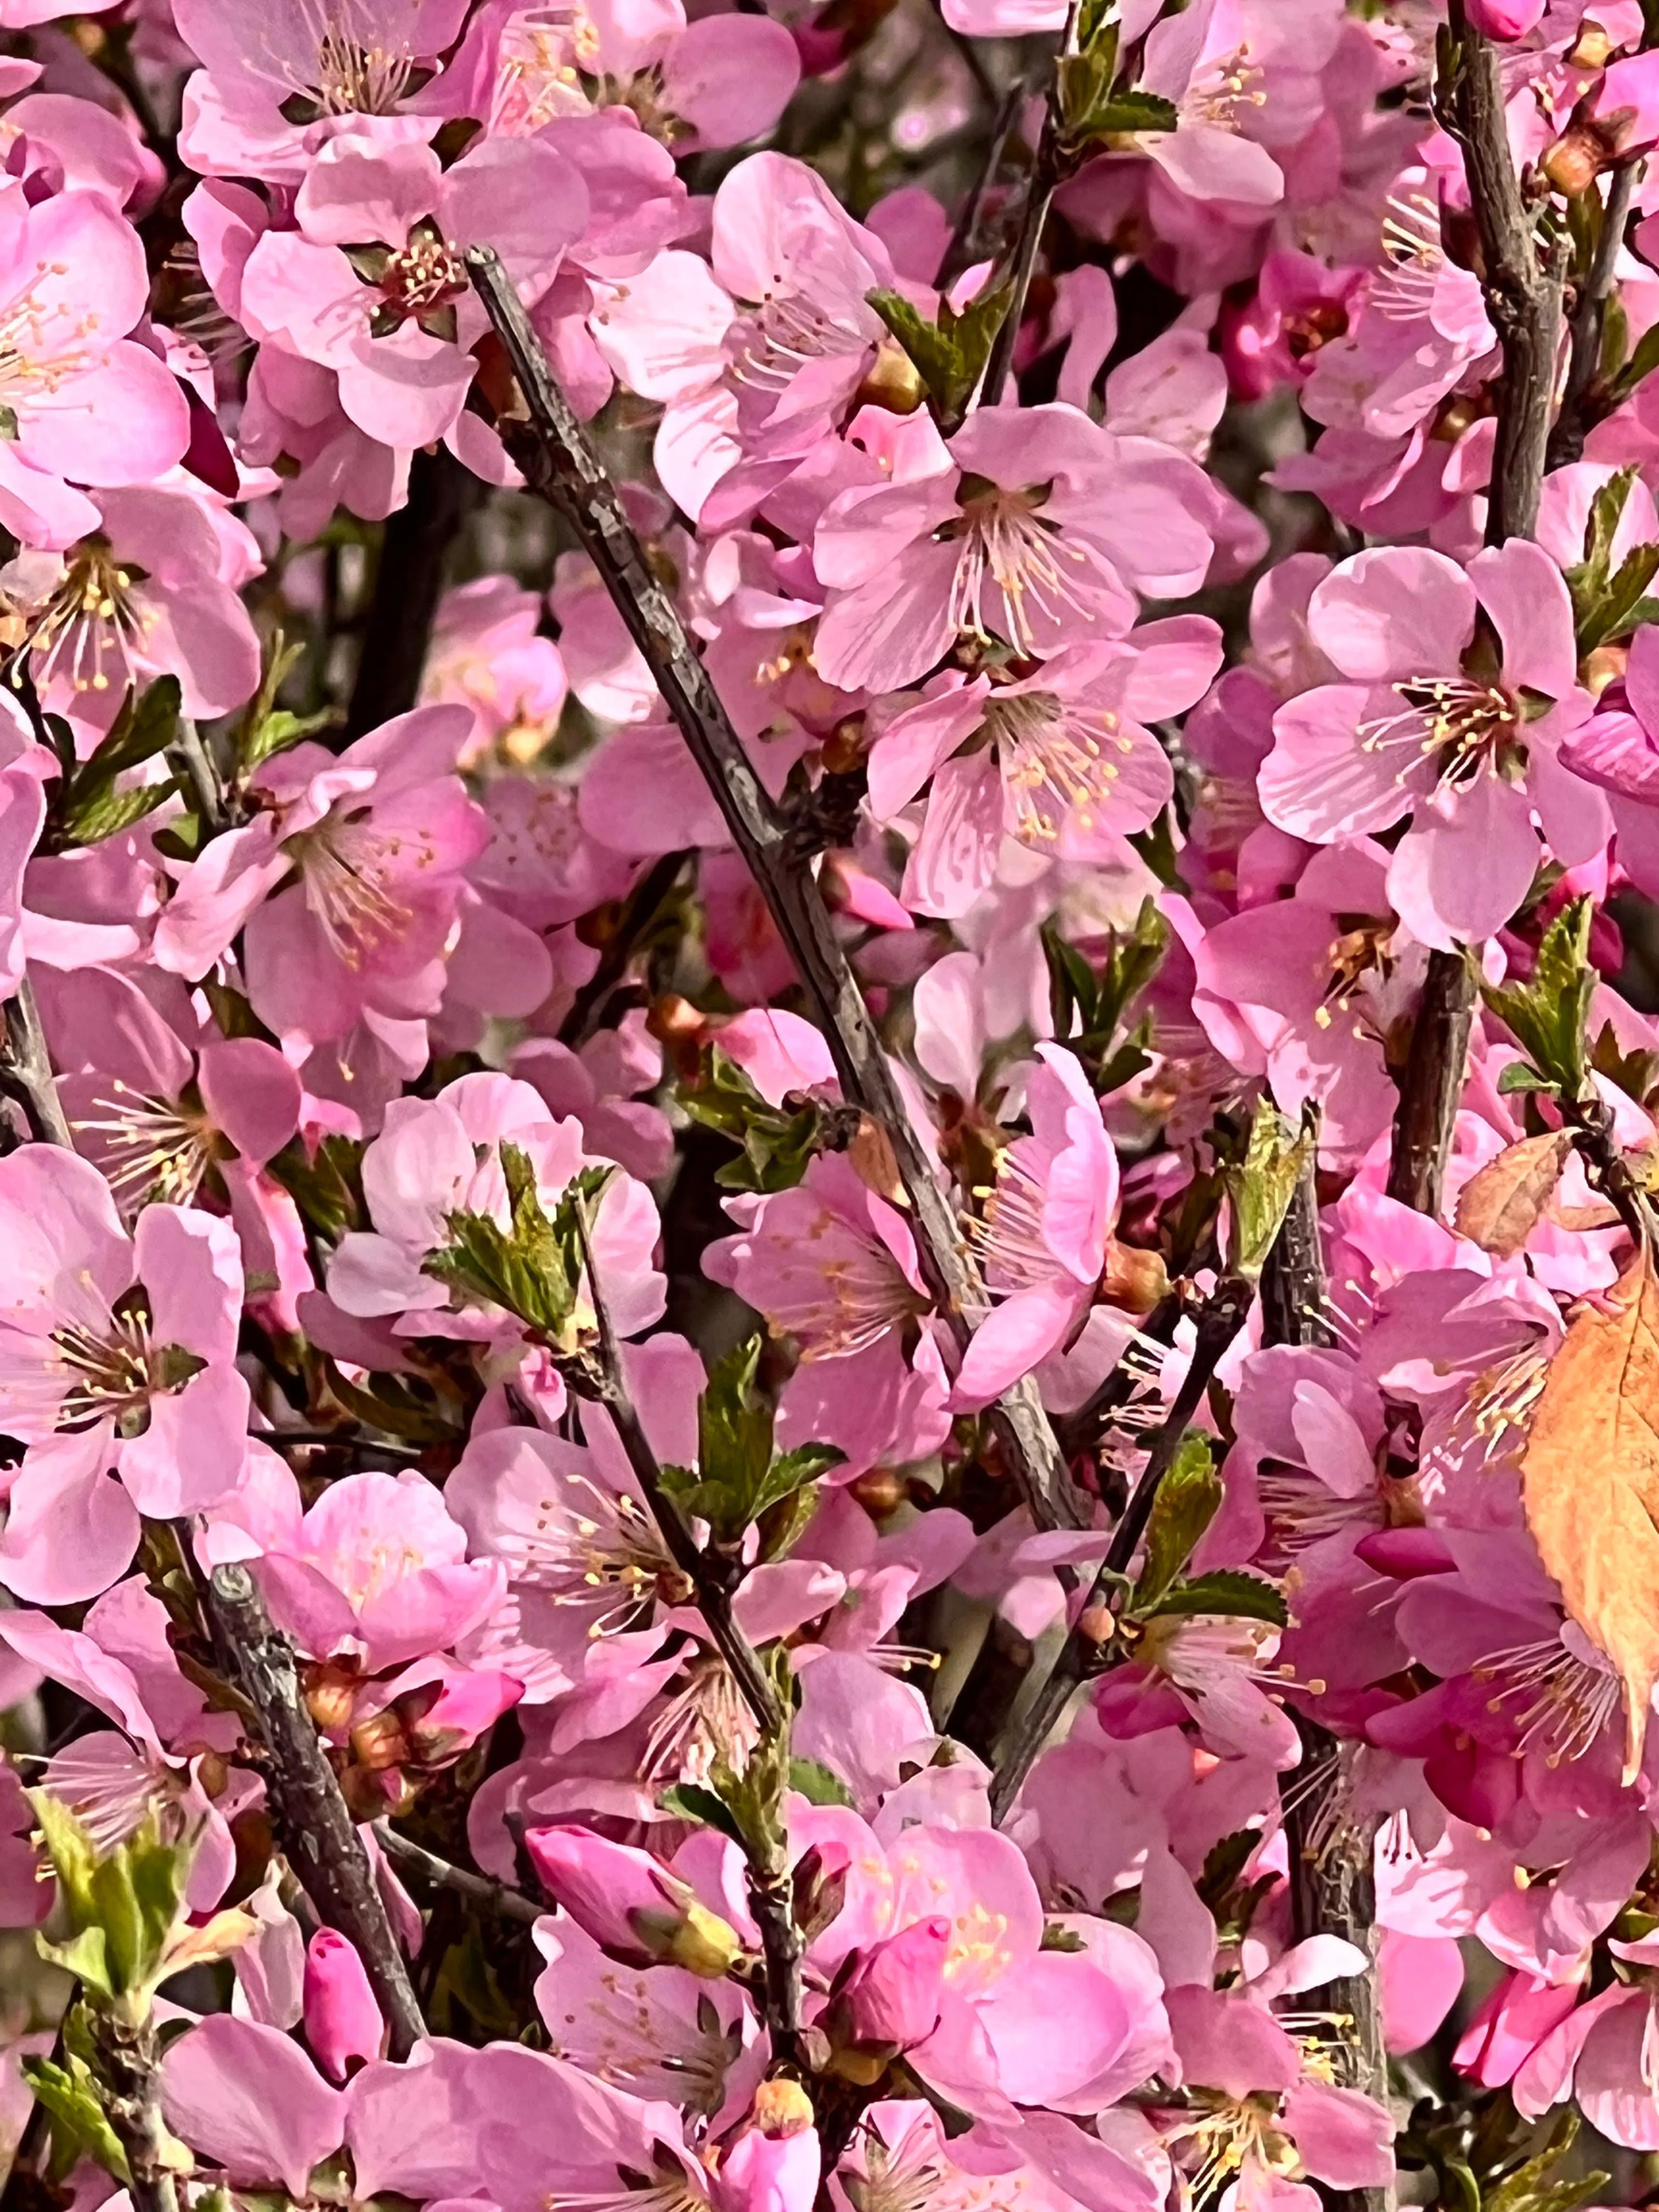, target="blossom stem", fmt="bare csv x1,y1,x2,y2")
87,2007,179,2212
370,1821,543,1925
988,1274,1252,1825
165,716,226,836
465,242,1086,1537
201,1562,427,2058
